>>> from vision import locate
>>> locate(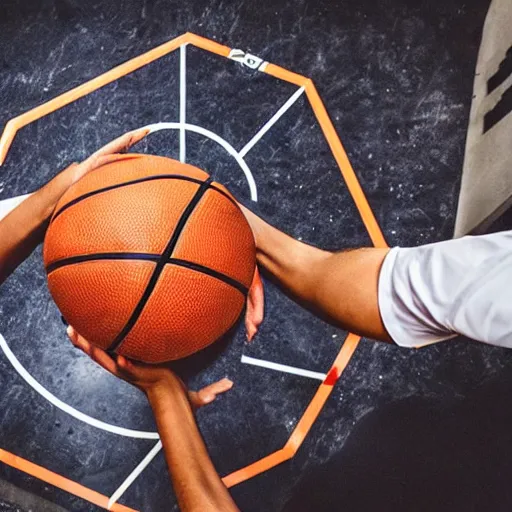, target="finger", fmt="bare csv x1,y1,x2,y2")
75,151,125,178
61,162,79,172
190,378,234,409
205,377,234,394
245,266,264,342
74,128,150,179
67,326,121,376
189,390,214,408
90,128,149,160
66,326,89,351
68,128,150,185
116,354,142,380
88,346,122,376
